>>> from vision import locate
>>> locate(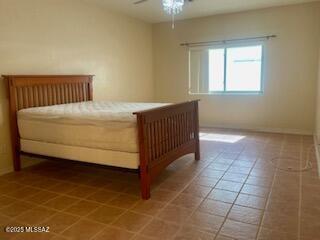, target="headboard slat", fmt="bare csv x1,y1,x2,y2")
60,85,65,104
34,86,38,107
3,75,93,110
2,75,94,172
